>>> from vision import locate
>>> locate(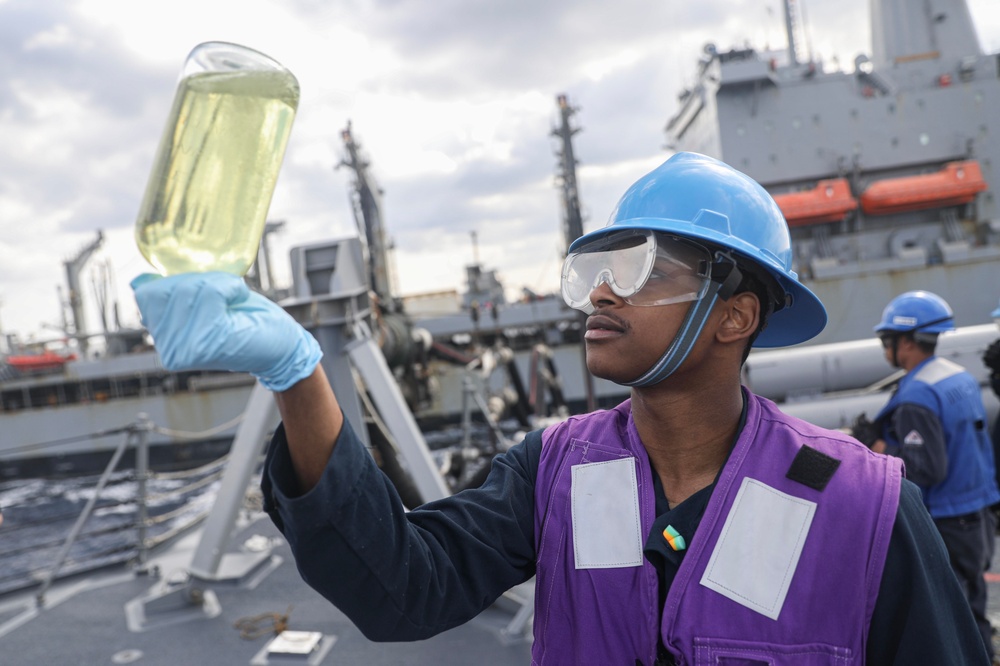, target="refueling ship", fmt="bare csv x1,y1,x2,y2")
666,0,1000,345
